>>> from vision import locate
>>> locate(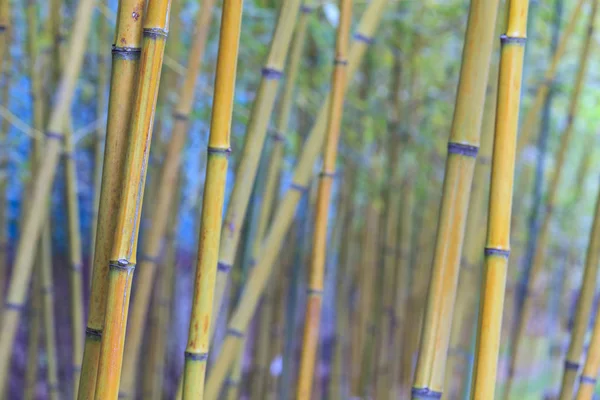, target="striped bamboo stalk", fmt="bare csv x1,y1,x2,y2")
119,2,217,396
470,0,529,396
0,0,96,394
93,1,172,397
514,0,587,158
505,3,597,395
209,0,304,335
78,0,144,397
296,0,352,395
410,0,500,397
204,3,387,396
181,0,242,397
